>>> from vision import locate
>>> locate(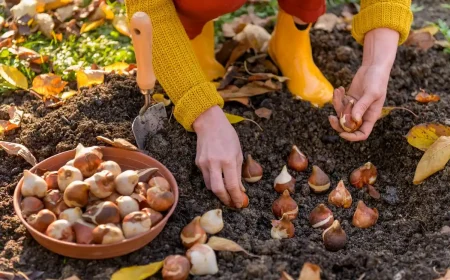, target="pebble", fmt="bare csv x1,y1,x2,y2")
440,225,450,234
